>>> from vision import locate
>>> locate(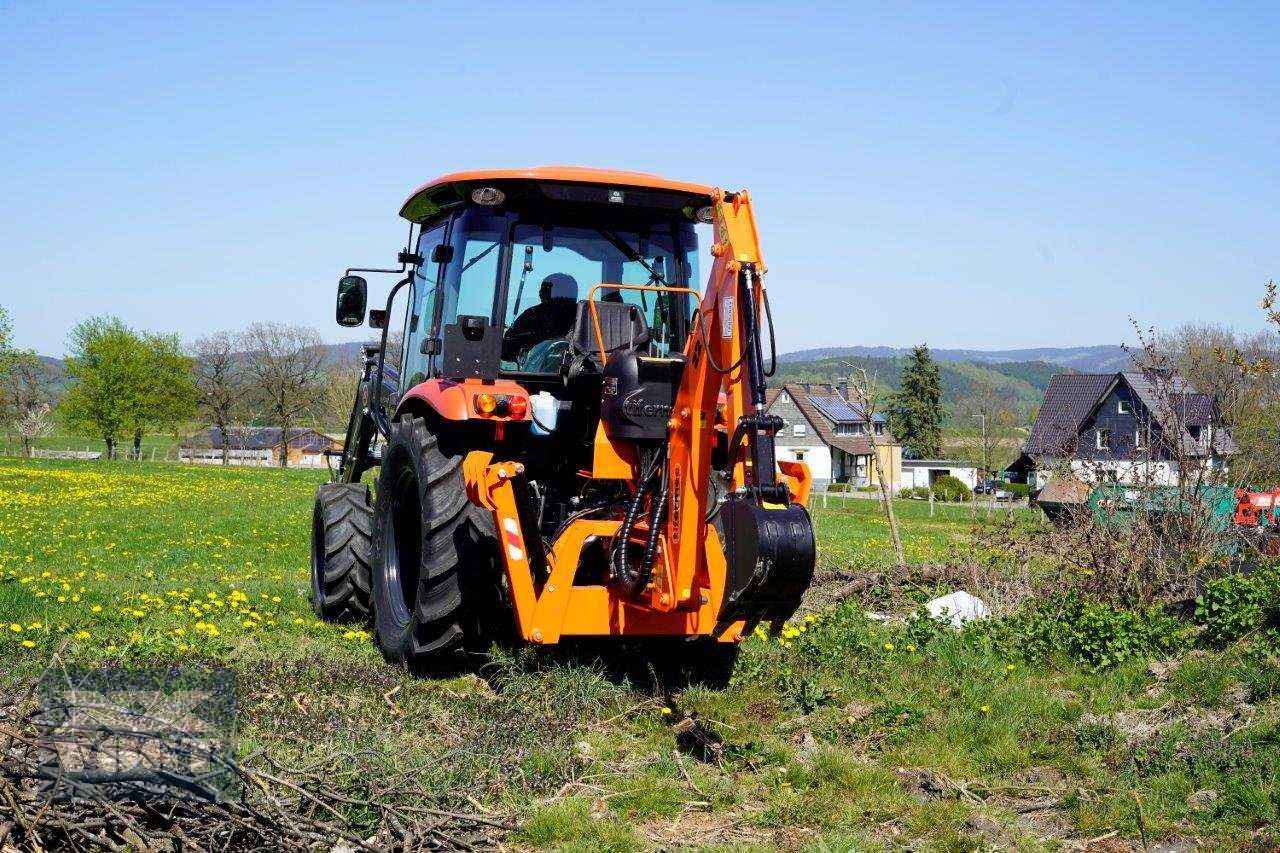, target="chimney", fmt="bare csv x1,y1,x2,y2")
837,378,849,401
